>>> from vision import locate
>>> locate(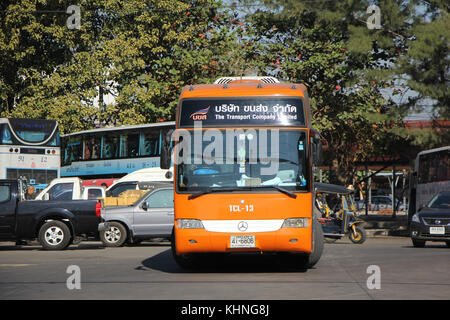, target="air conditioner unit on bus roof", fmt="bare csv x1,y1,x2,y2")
214,76,280,84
